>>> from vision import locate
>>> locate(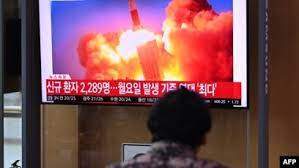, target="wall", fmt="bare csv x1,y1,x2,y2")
79,106,151,168
269,0,299,167
42,105,78,168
